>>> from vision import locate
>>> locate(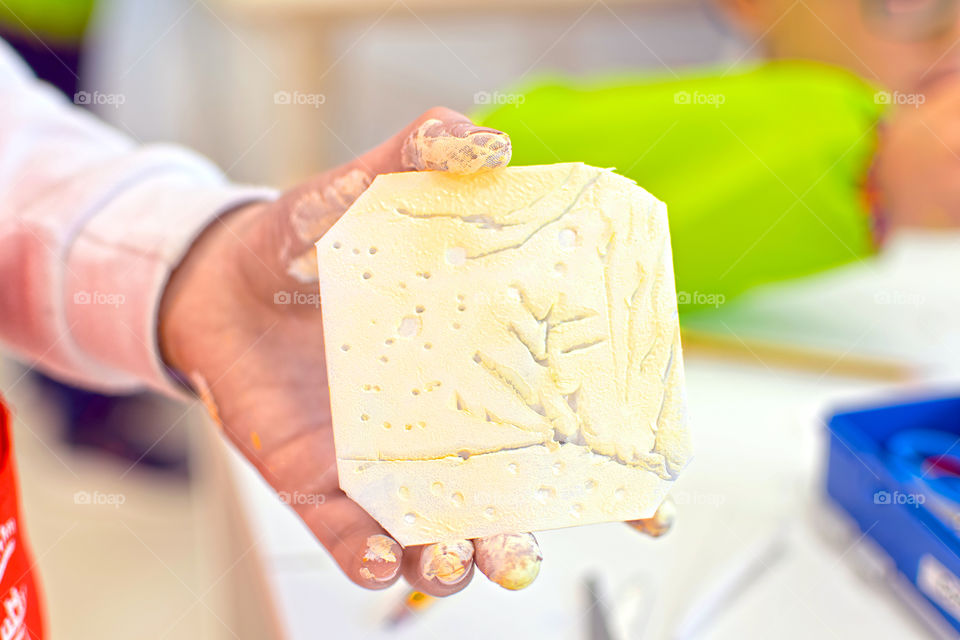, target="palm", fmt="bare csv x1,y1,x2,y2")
216,303,337,504
166,207,409,583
